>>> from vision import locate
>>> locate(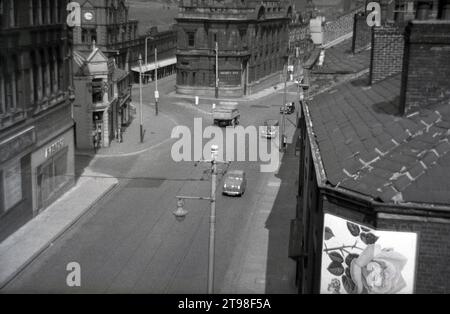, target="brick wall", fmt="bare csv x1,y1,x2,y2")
369,25,405,85
377,217,450,293
352,12,371,53
323,6,364,45
400,21,450,115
